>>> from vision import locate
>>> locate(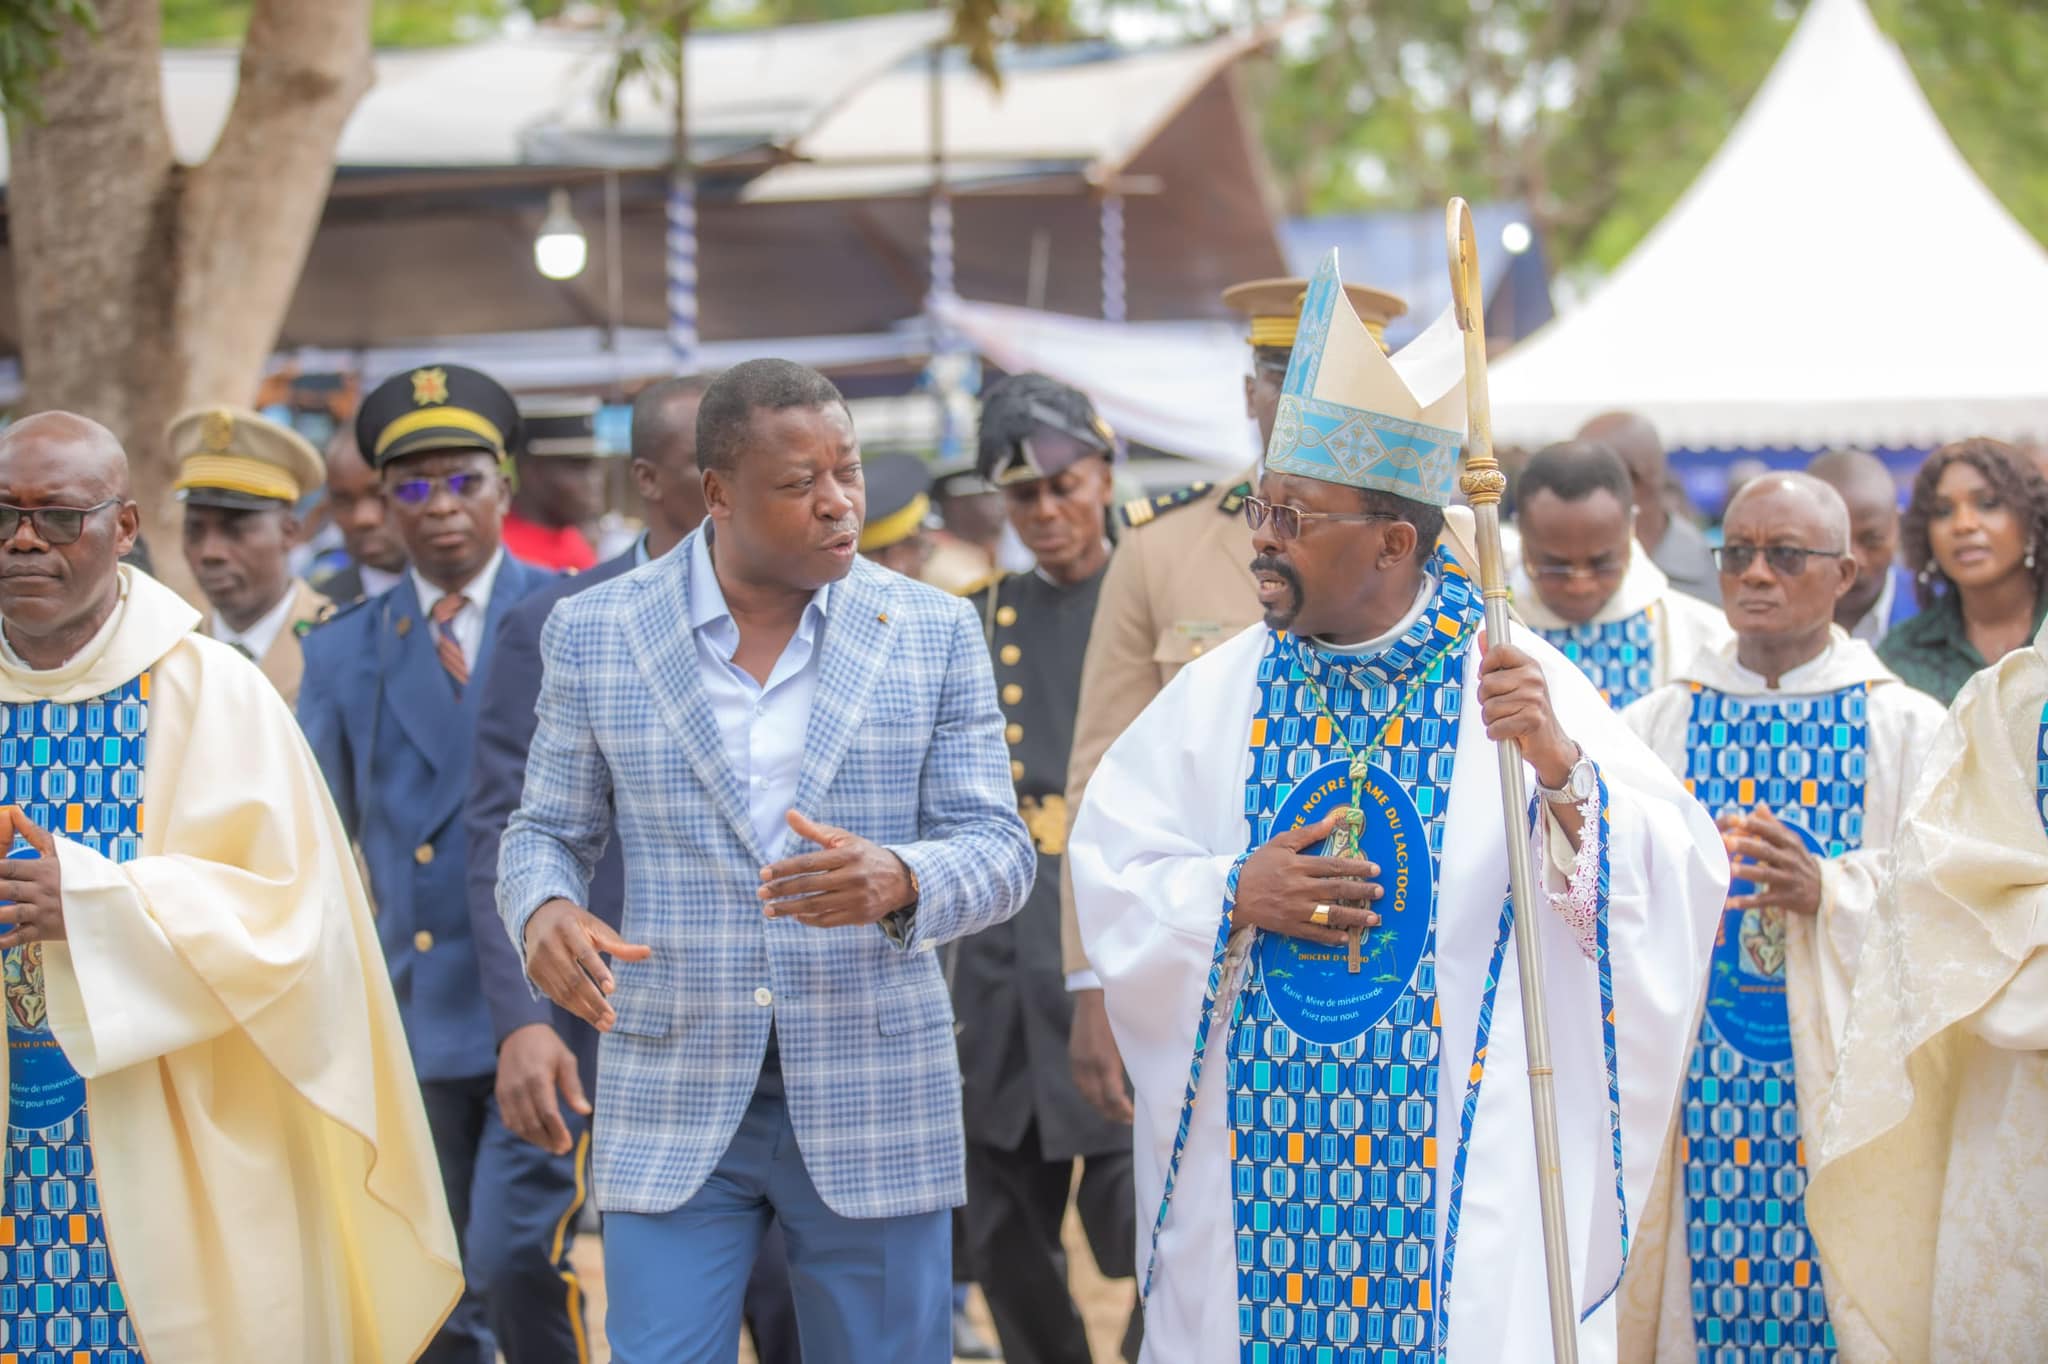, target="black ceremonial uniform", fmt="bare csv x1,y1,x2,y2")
954,566,1138,1363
